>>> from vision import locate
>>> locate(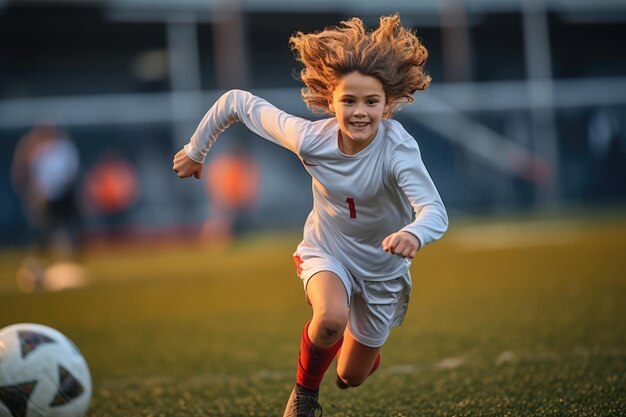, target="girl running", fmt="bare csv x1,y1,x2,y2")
173,14,448,417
